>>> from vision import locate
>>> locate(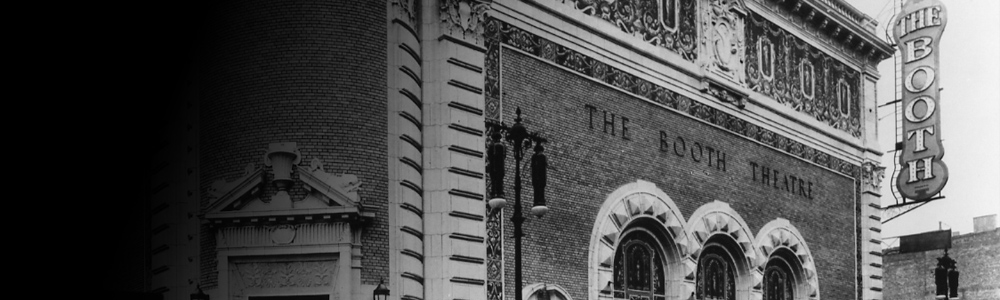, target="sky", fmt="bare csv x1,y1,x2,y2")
843,0,1000,246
